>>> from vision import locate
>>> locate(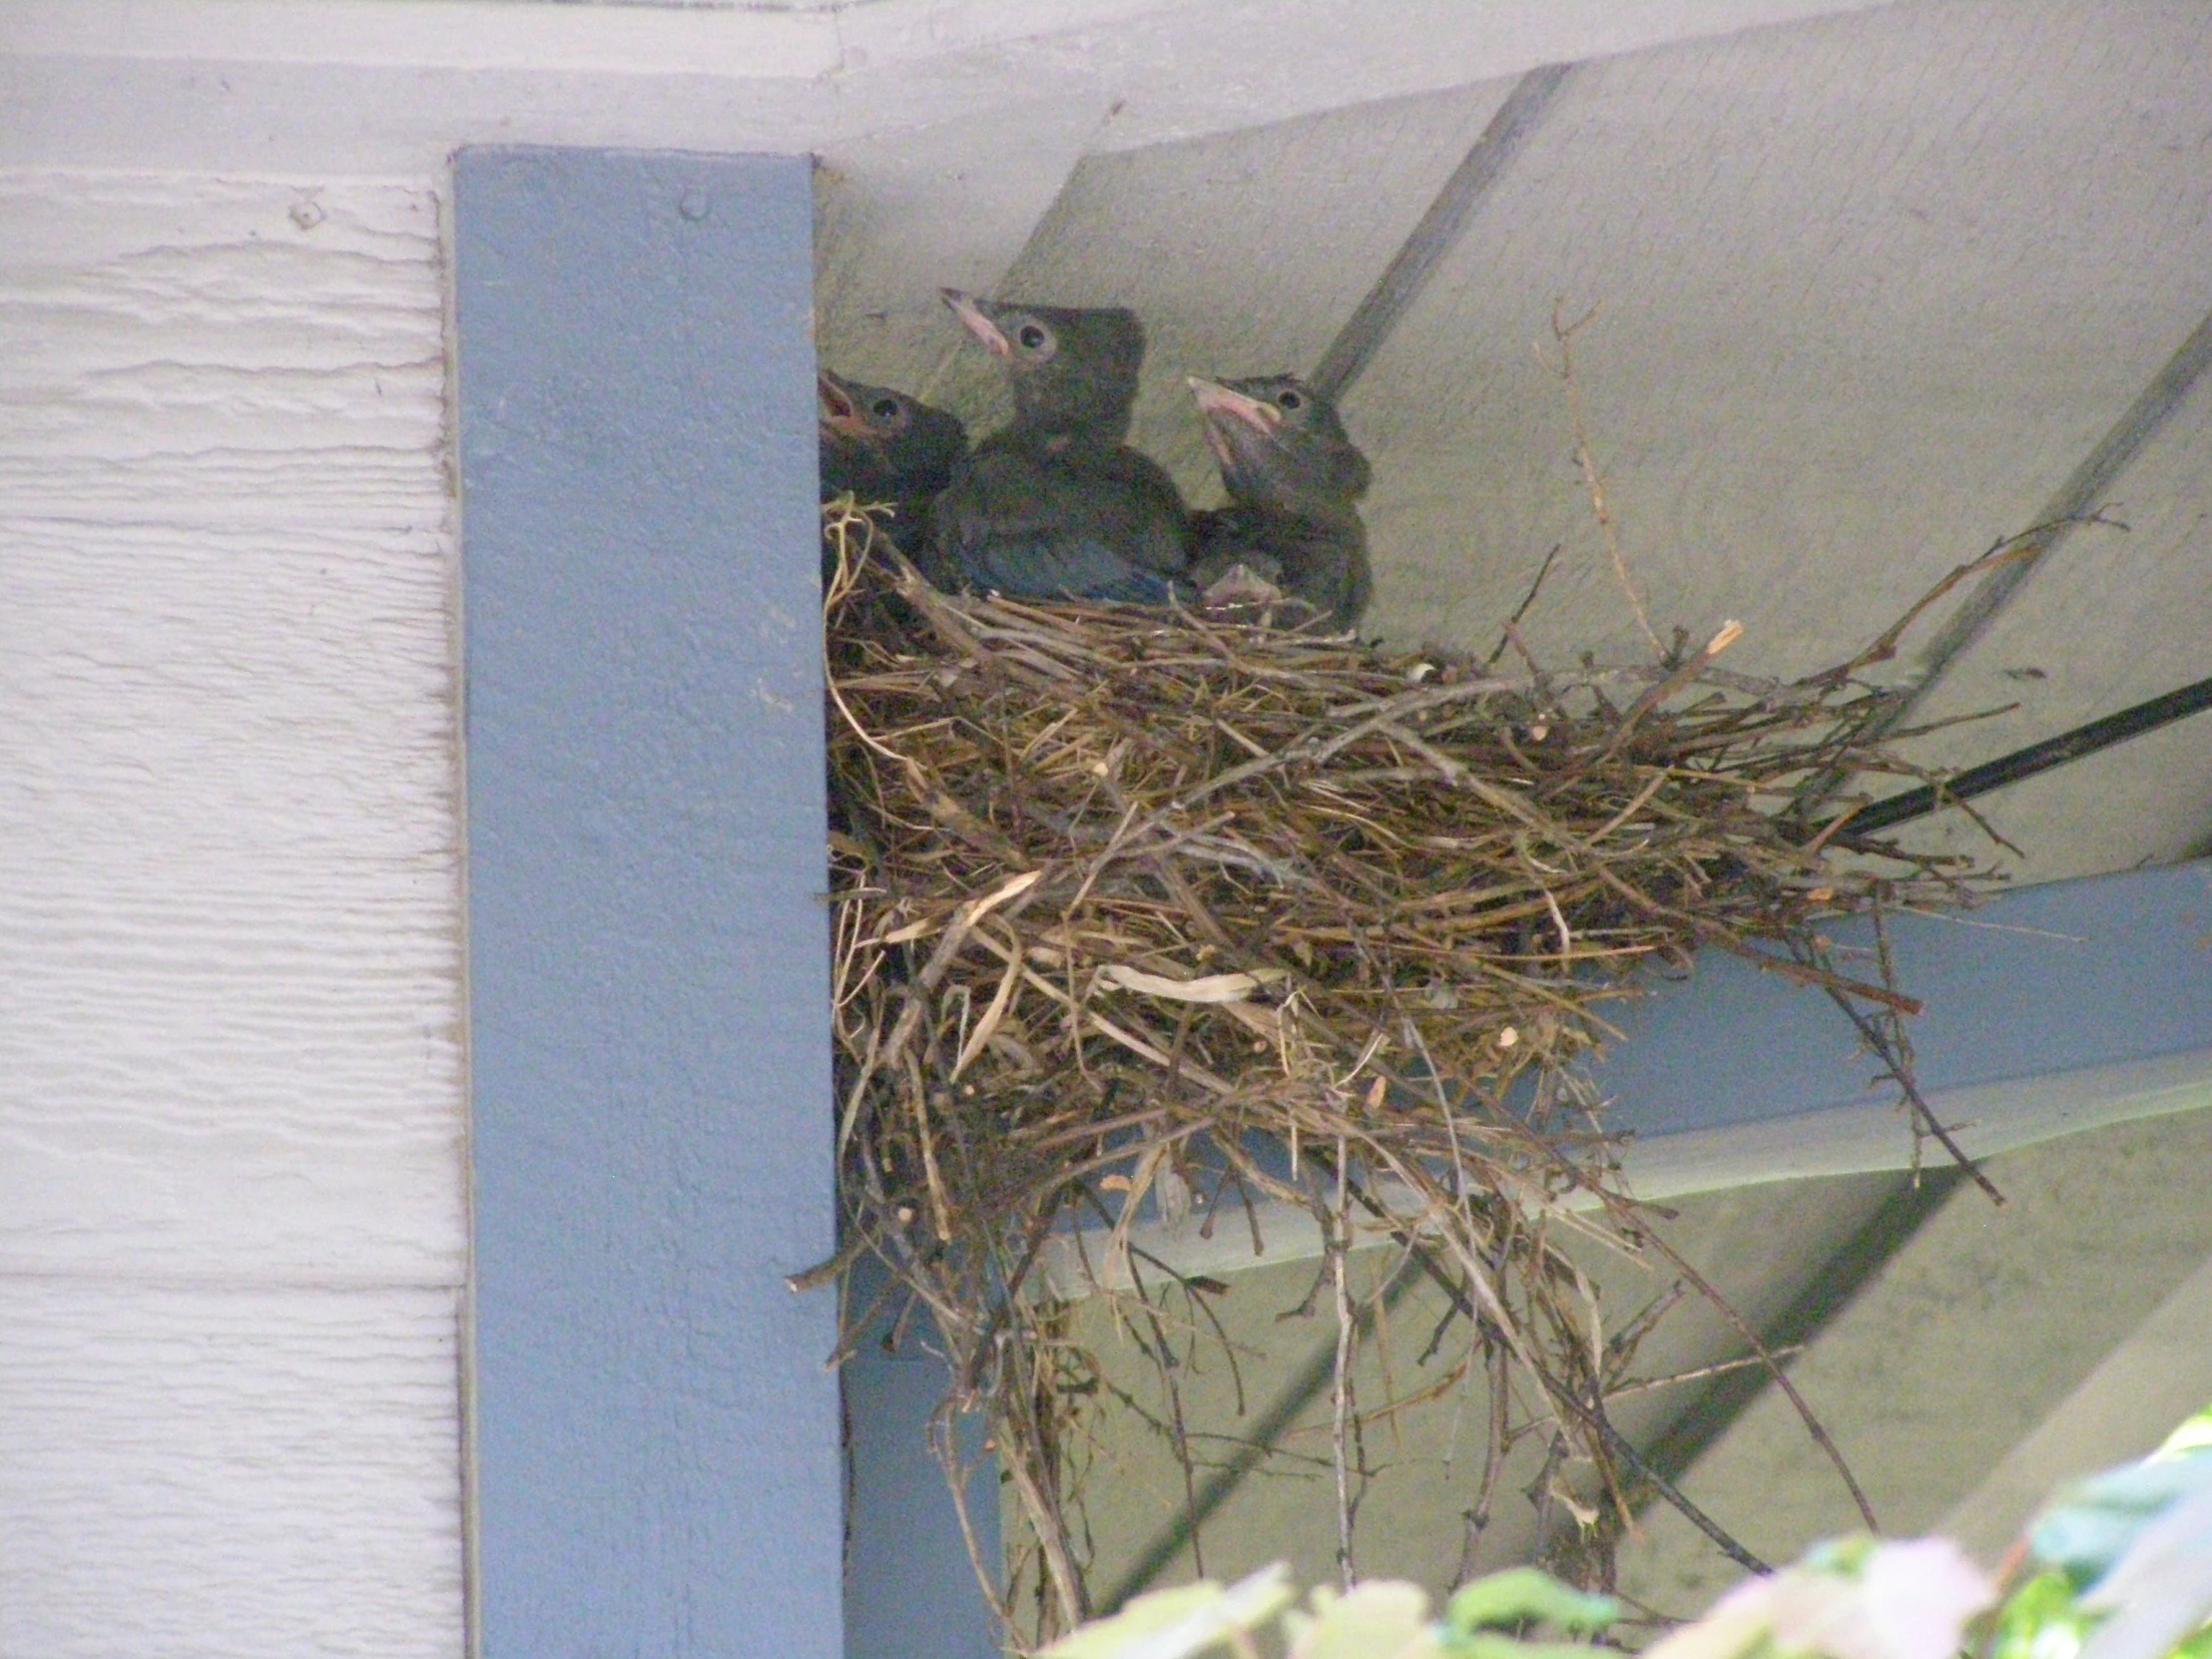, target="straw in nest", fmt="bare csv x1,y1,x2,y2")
807,498,2009,1639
